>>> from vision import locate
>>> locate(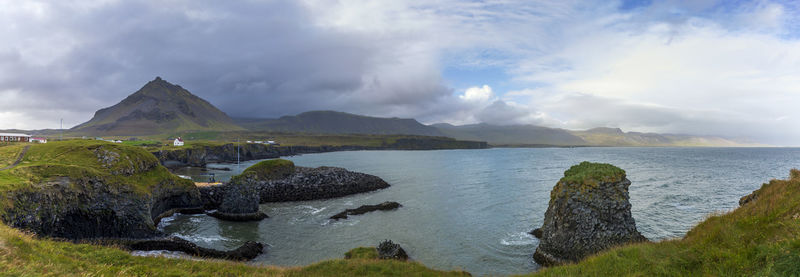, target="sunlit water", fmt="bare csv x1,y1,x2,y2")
160,147,800,276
